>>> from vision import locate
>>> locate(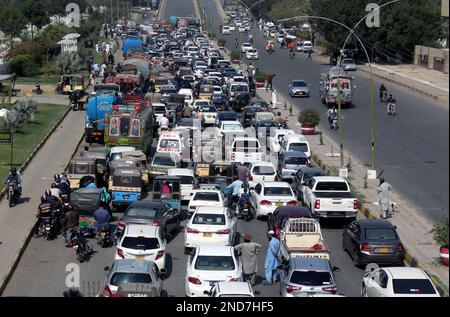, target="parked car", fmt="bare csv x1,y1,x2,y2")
277,151,310,181
279,258,339,297
362,267,440,297
343,219,406,267
185,246,243,297
250,182,297,218
267,206,312,239
288,80,310,98
184,206,237,252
